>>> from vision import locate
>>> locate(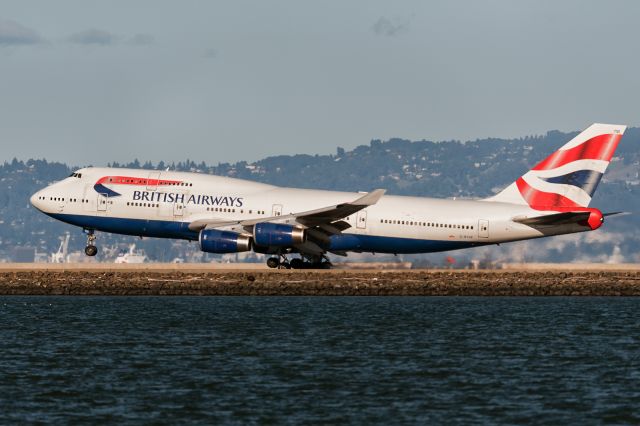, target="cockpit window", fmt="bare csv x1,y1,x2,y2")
69,172,82,178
